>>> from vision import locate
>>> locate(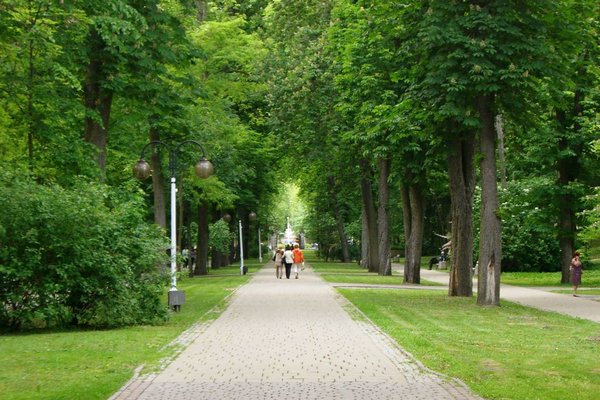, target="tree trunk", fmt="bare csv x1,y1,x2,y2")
242,212,249,260
360,204,368,269
327,176,351,262
558,199,575,283
377,158,392,276
211,210,223,269
194,0,207,22
359,159,380,272
149,125,167,228
447,131,475,297
402,183,425,284
556,86,583,283
83,29,112,174
495,114,507,190
477,95,502,306
194,201,209,275
211,247,222,269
